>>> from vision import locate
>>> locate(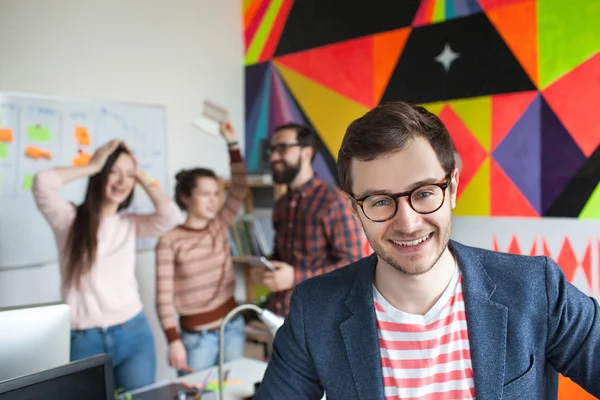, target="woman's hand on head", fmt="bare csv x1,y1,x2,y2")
89,140,120,172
